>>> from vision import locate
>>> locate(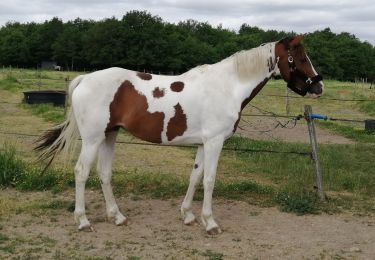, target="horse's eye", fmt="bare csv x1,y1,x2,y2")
300,58,308,63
